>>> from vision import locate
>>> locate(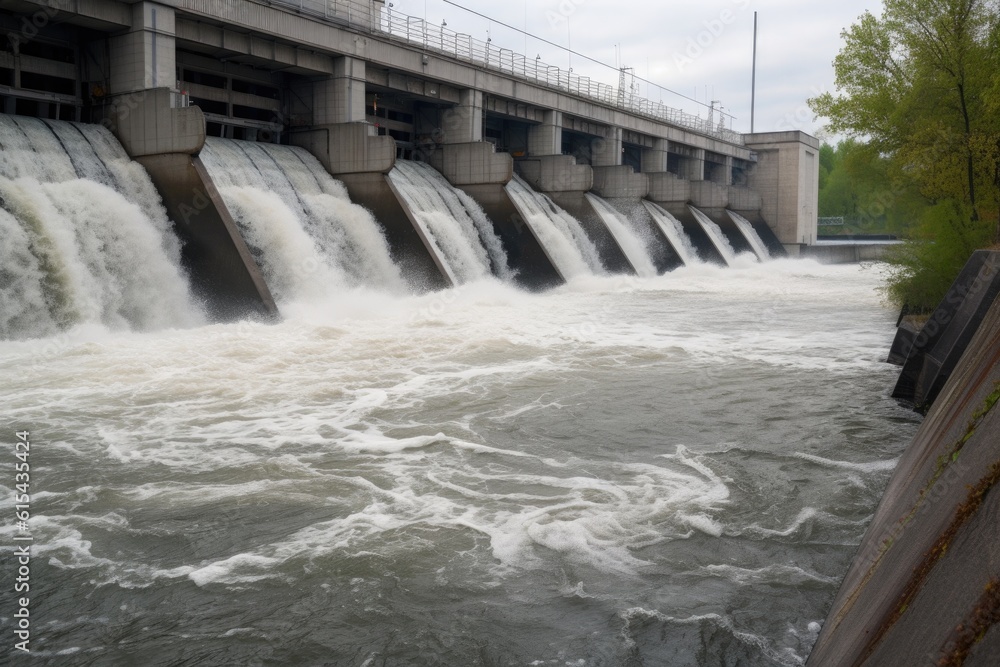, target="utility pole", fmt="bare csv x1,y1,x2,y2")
751,11,758,133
